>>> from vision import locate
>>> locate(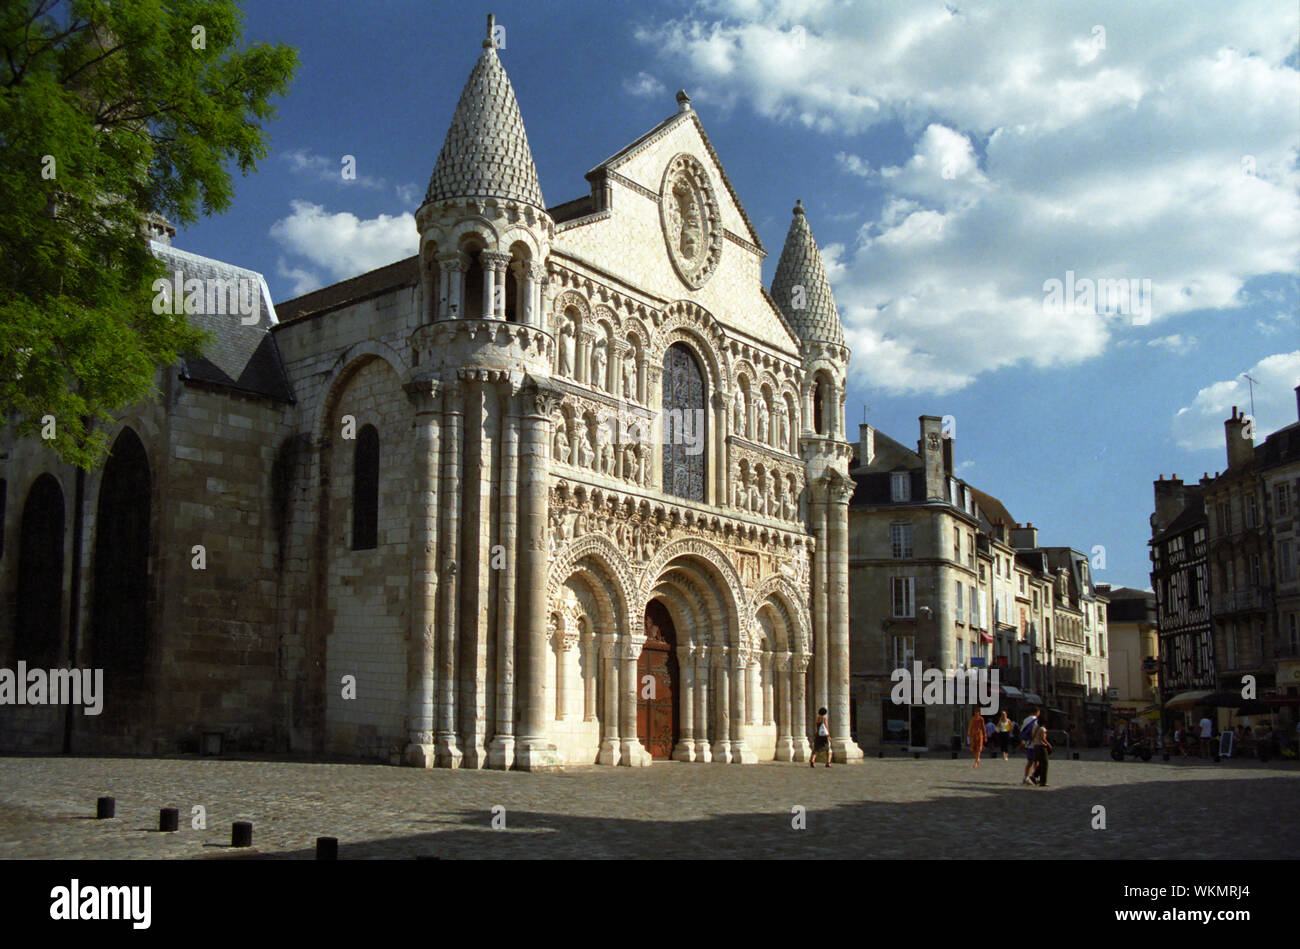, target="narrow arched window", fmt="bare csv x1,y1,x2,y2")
463,248,484,319
18,474,65,667
92,428,152,676
662,342,707,502
353,424,379,550
814,378,827,435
